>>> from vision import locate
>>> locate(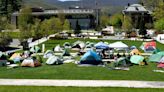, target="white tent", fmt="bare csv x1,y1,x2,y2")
109,41,128,50
54,45,62,52
46,56,63,65
43,50,54,58
21,58,41,67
